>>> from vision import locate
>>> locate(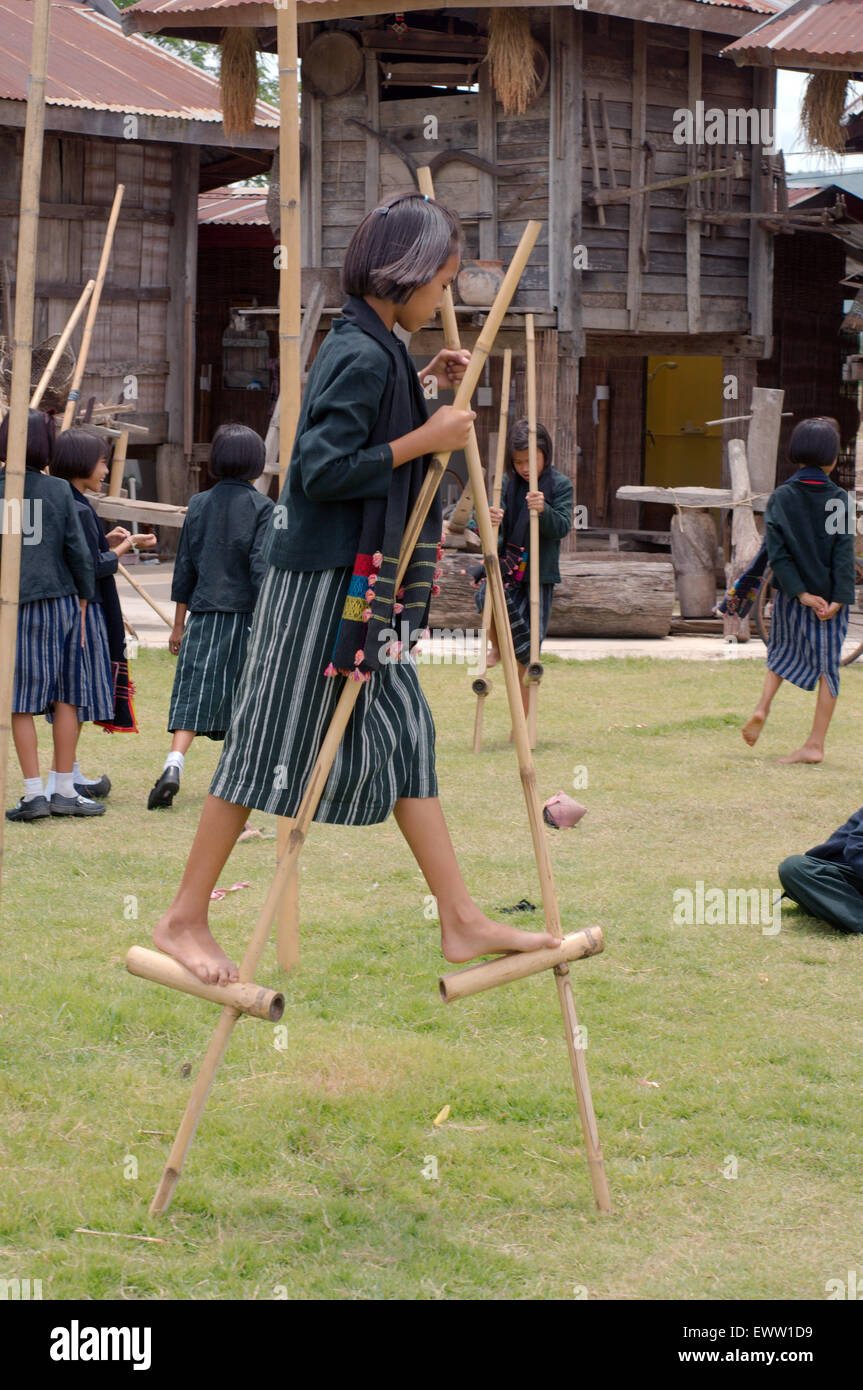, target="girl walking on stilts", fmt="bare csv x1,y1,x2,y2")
152,193,556,984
